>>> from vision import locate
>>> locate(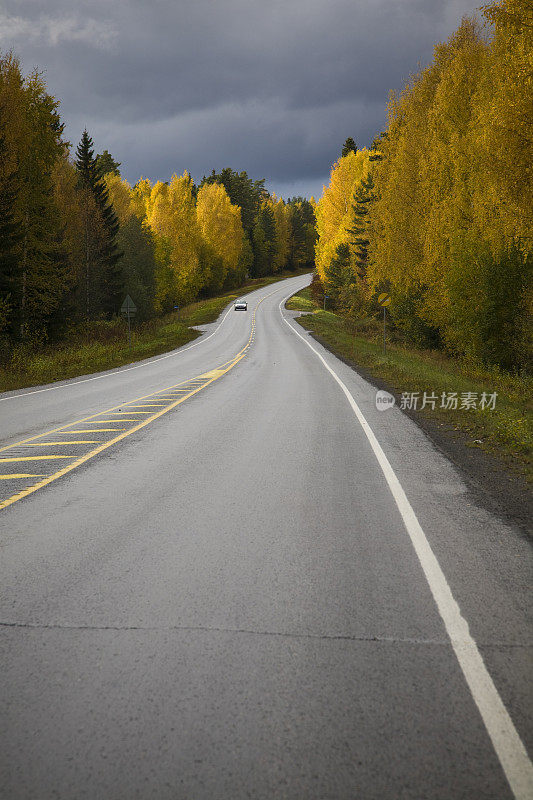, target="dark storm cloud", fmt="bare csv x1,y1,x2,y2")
1,0,483,197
